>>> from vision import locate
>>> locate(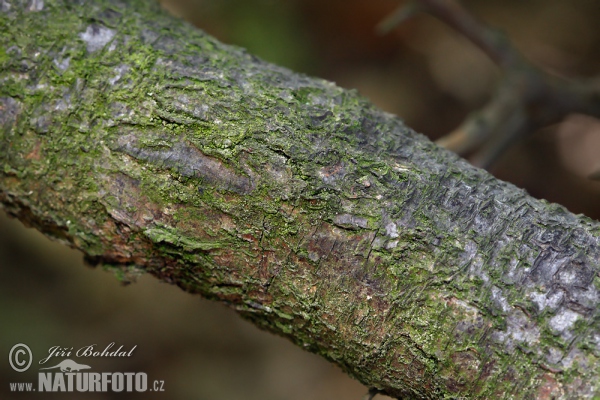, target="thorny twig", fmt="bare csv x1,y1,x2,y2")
378,0,600,169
